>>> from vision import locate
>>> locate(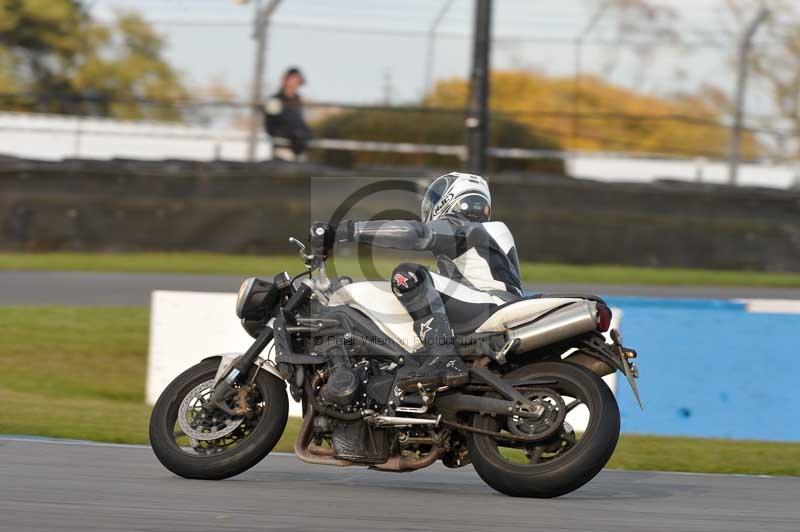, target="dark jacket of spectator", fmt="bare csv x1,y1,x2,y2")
264,89,311,156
